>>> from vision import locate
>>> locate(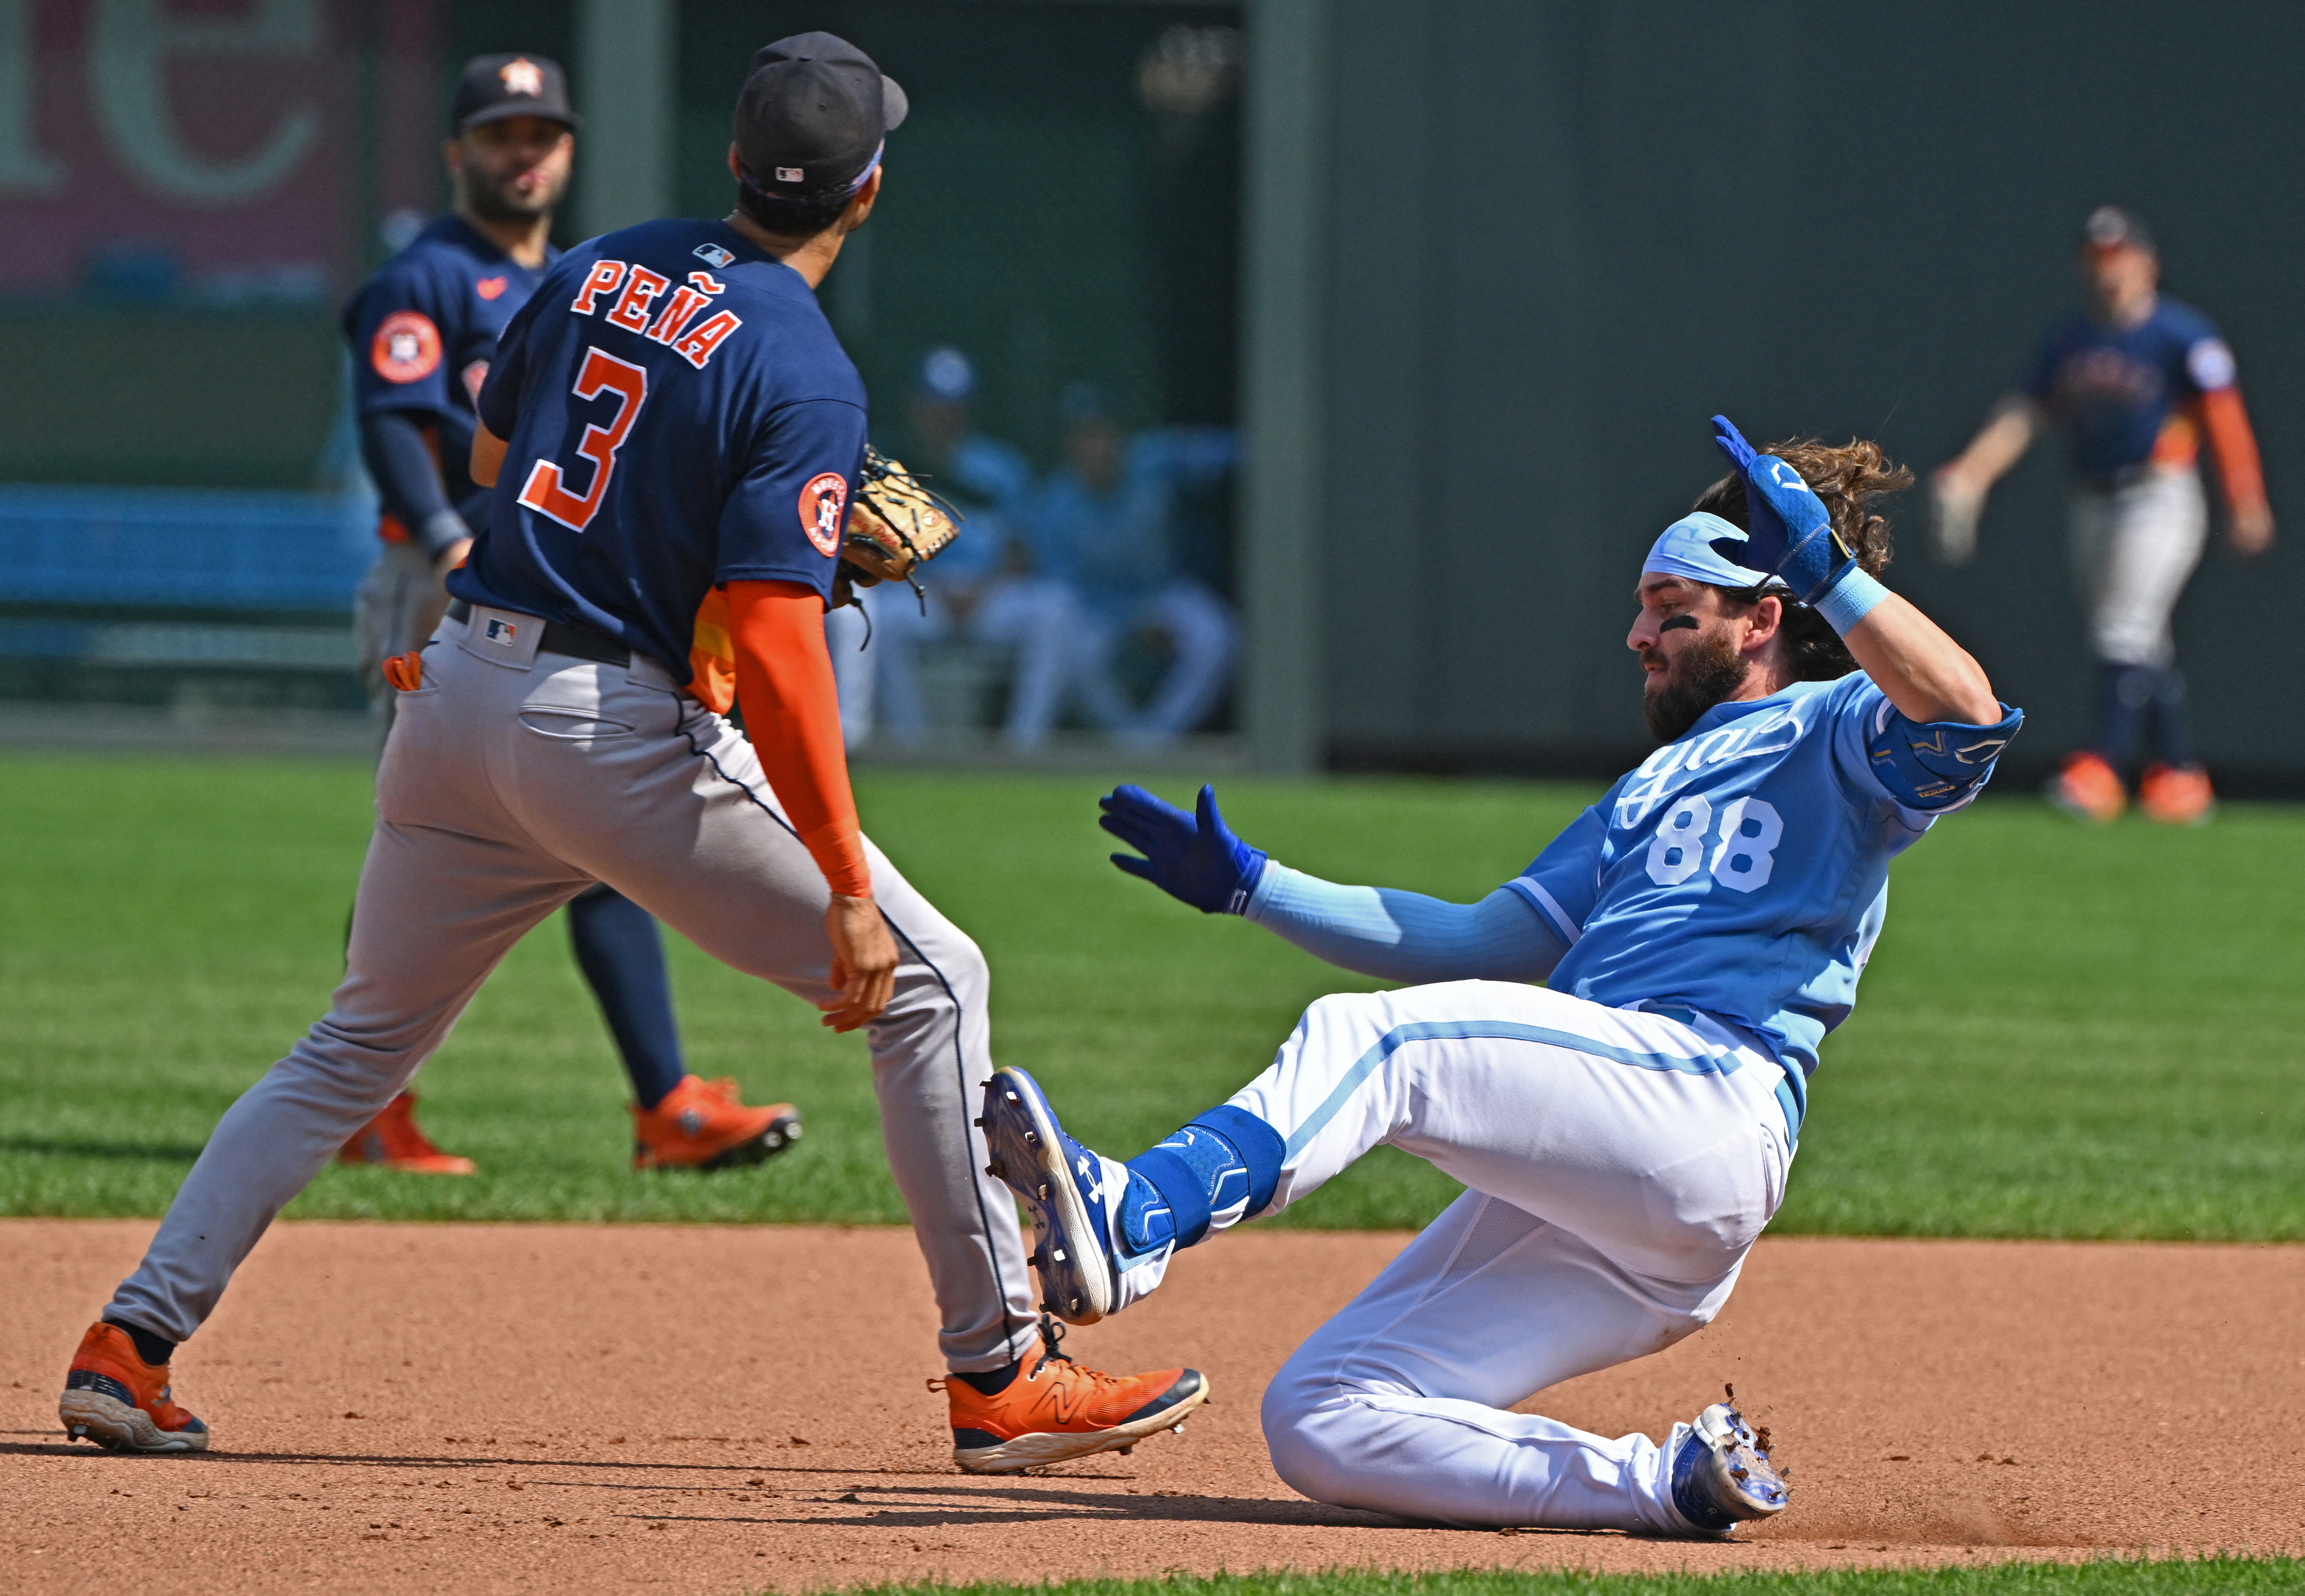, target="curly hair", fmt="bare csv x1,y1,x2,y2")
1692,437,1913,682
